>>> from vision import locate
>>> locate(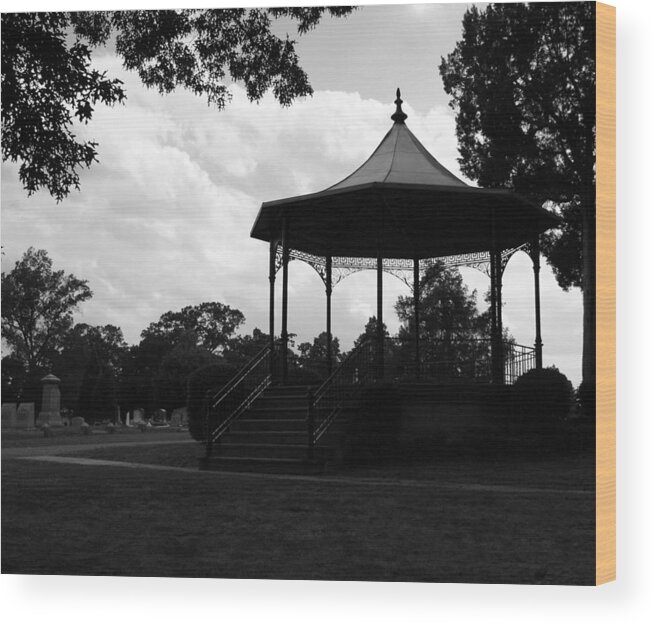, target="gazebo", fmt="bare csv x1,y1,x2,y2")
251,89,558,386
